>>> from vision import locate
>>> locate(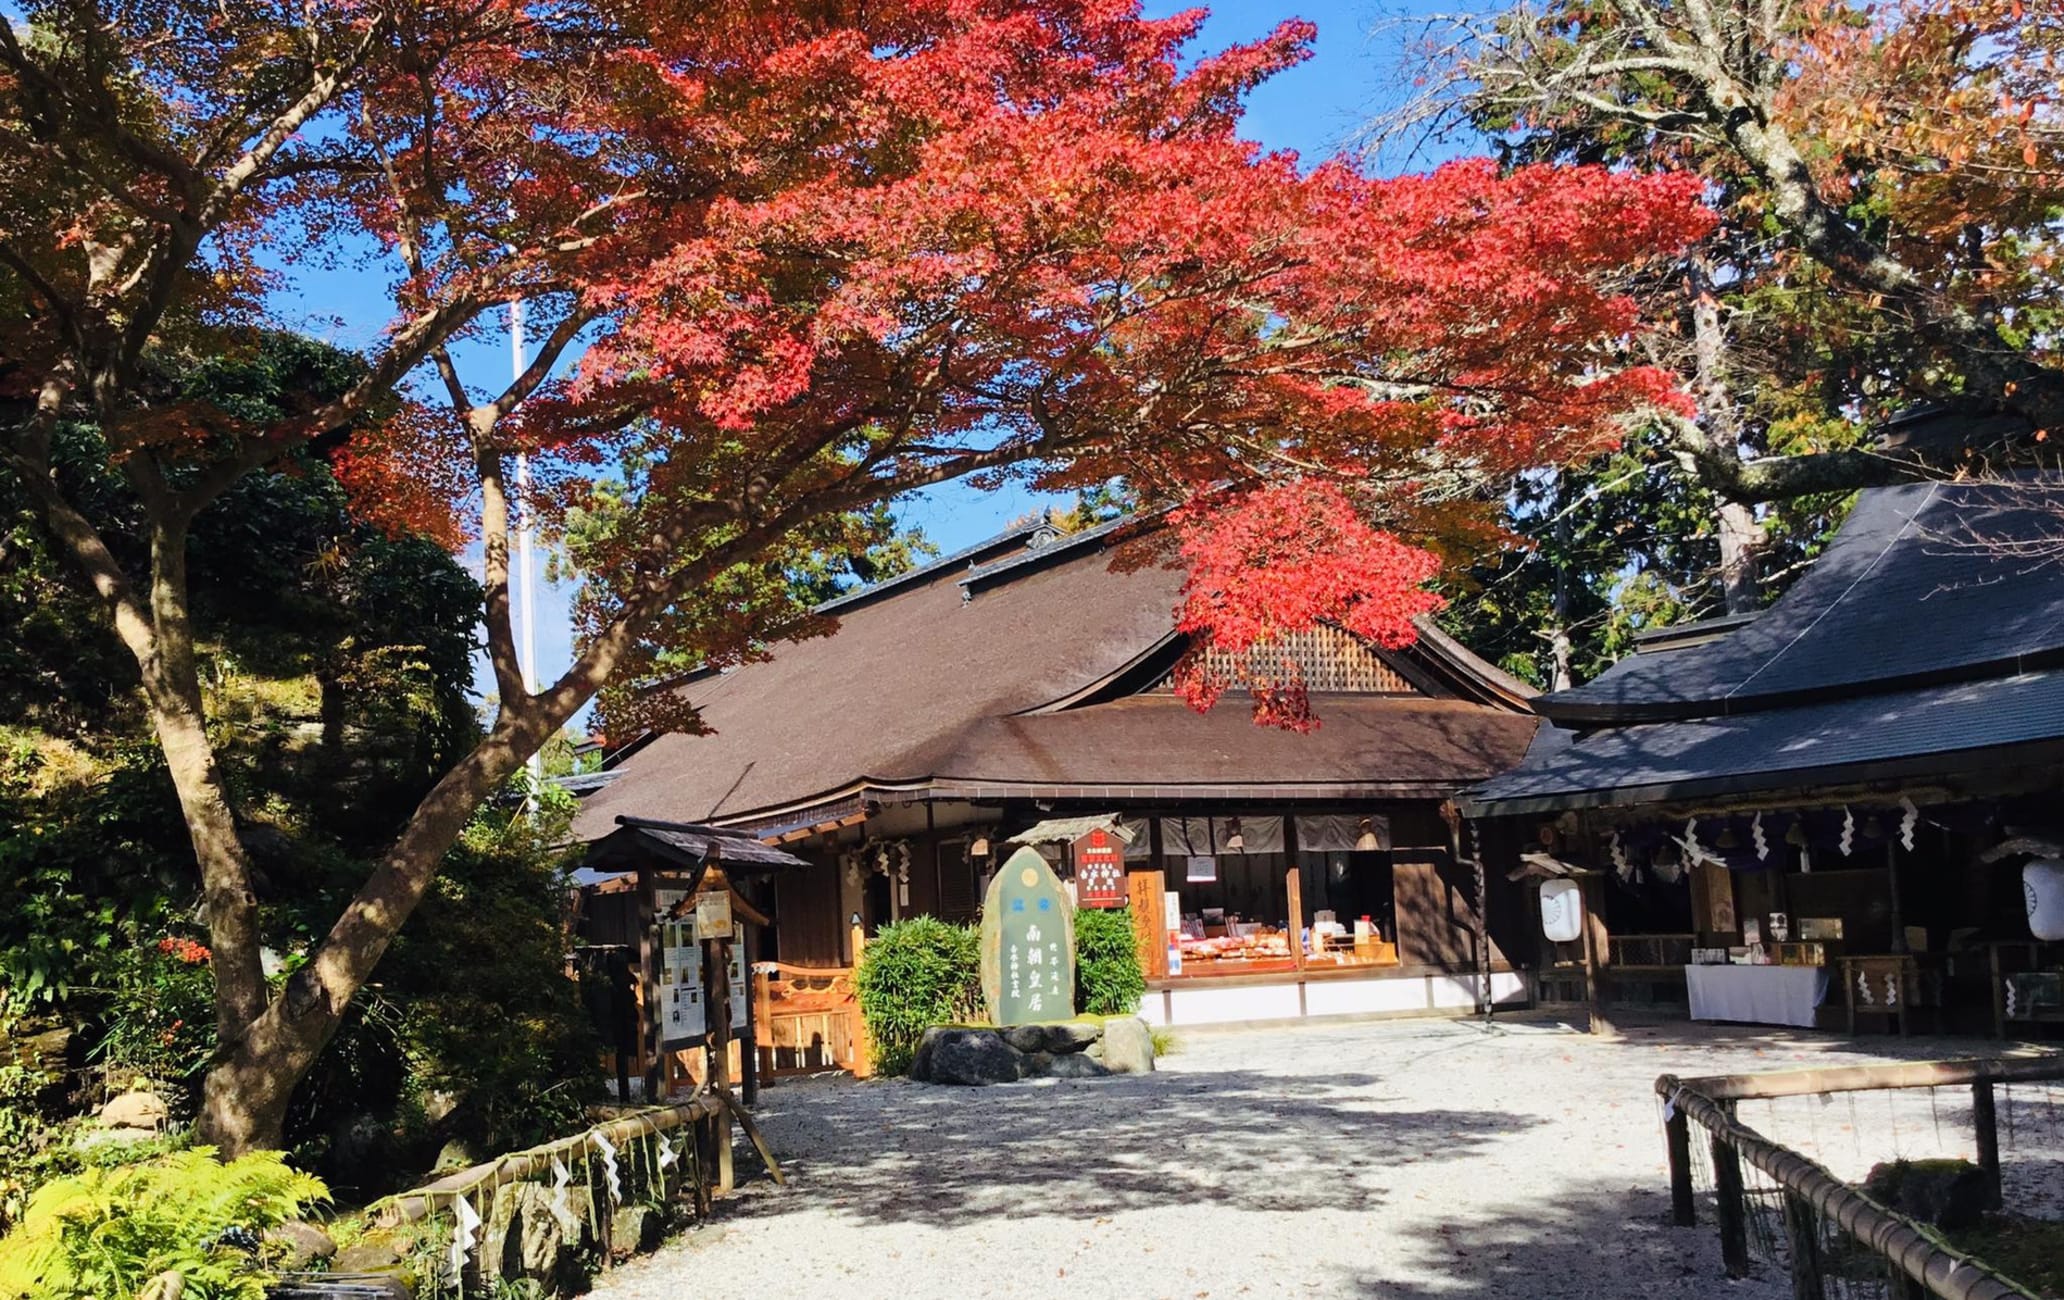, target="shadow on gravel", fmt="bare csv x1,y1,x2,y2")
1339,1179,1775,1300
726,1067,1542,1229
